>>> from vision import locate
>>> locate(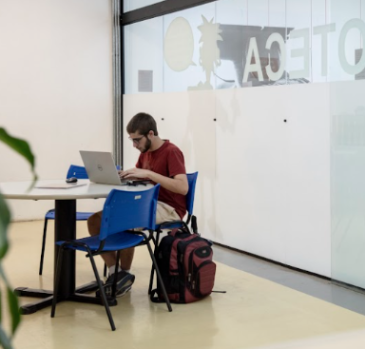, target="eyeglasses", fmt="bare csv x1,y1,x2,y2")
128,135,145,145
